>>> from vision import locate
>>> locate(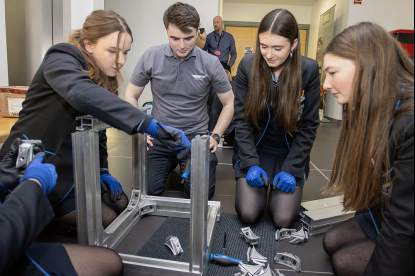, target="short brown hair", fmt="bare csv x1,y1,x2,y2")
163,2,200,34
